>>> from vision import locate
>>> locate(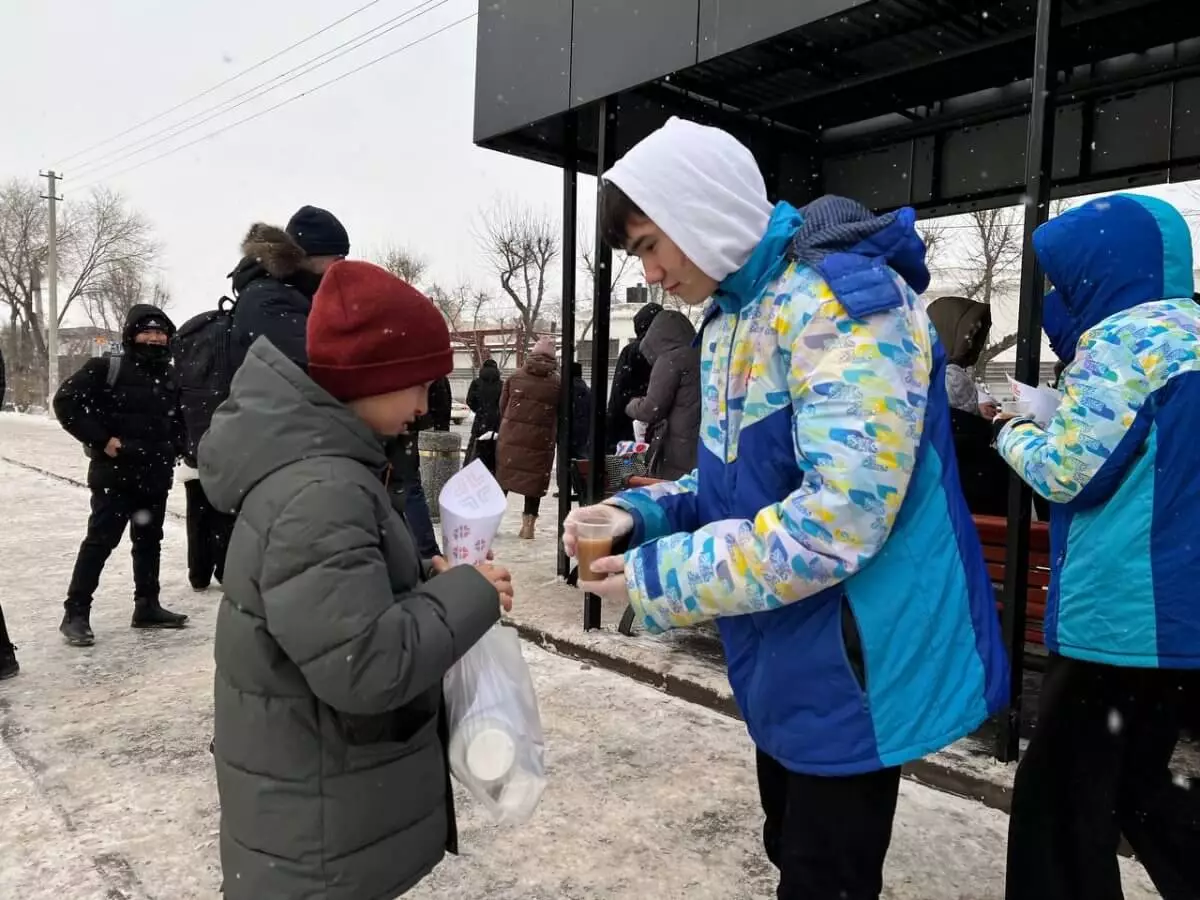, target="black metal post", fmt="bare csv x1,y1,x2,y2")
557,111,579,580
583,96,617,631
997,0,1061,763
